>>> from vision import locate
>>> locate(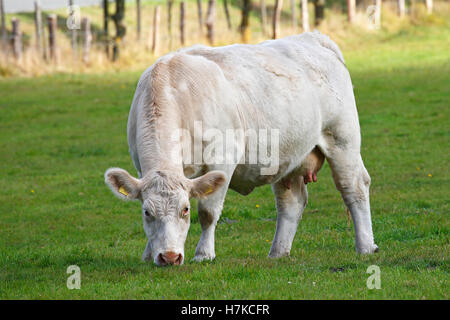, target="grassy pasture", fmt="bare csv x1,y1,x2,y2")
0,23,449,299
